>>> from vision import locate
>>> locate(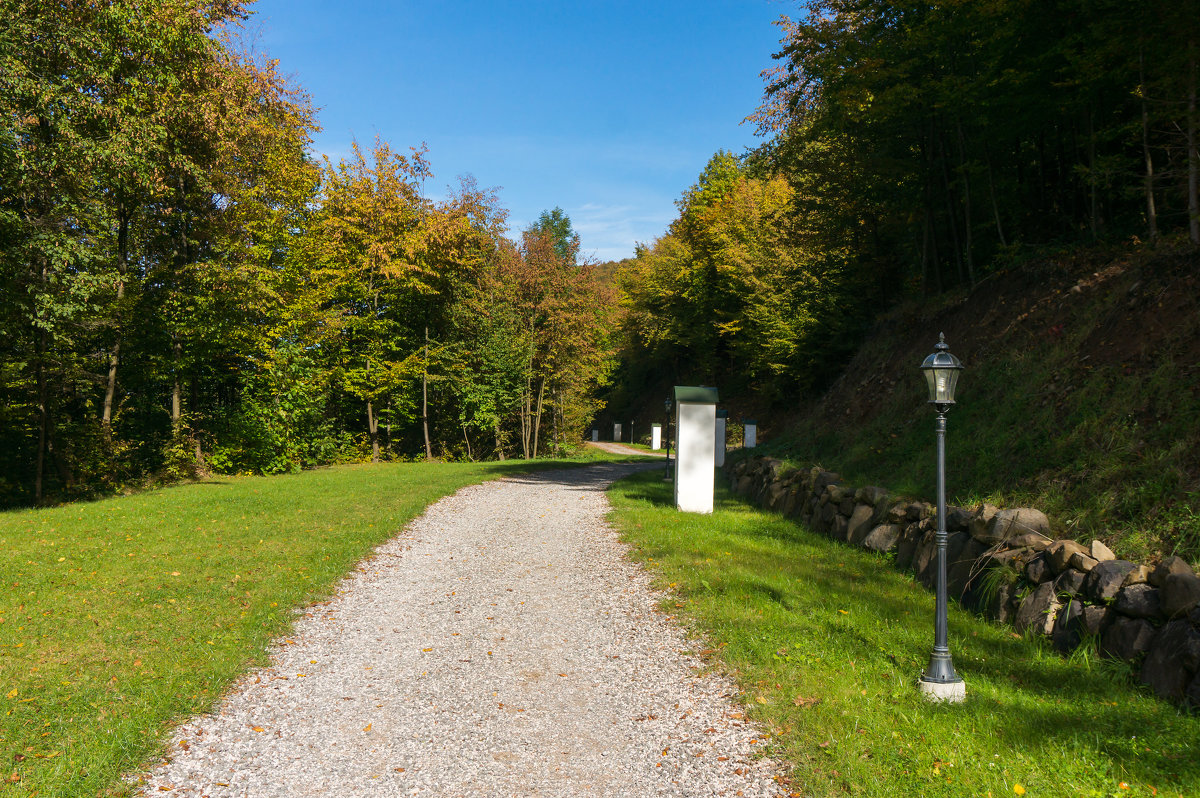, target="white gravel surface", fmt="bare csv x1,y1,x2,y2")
140,463,785,797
